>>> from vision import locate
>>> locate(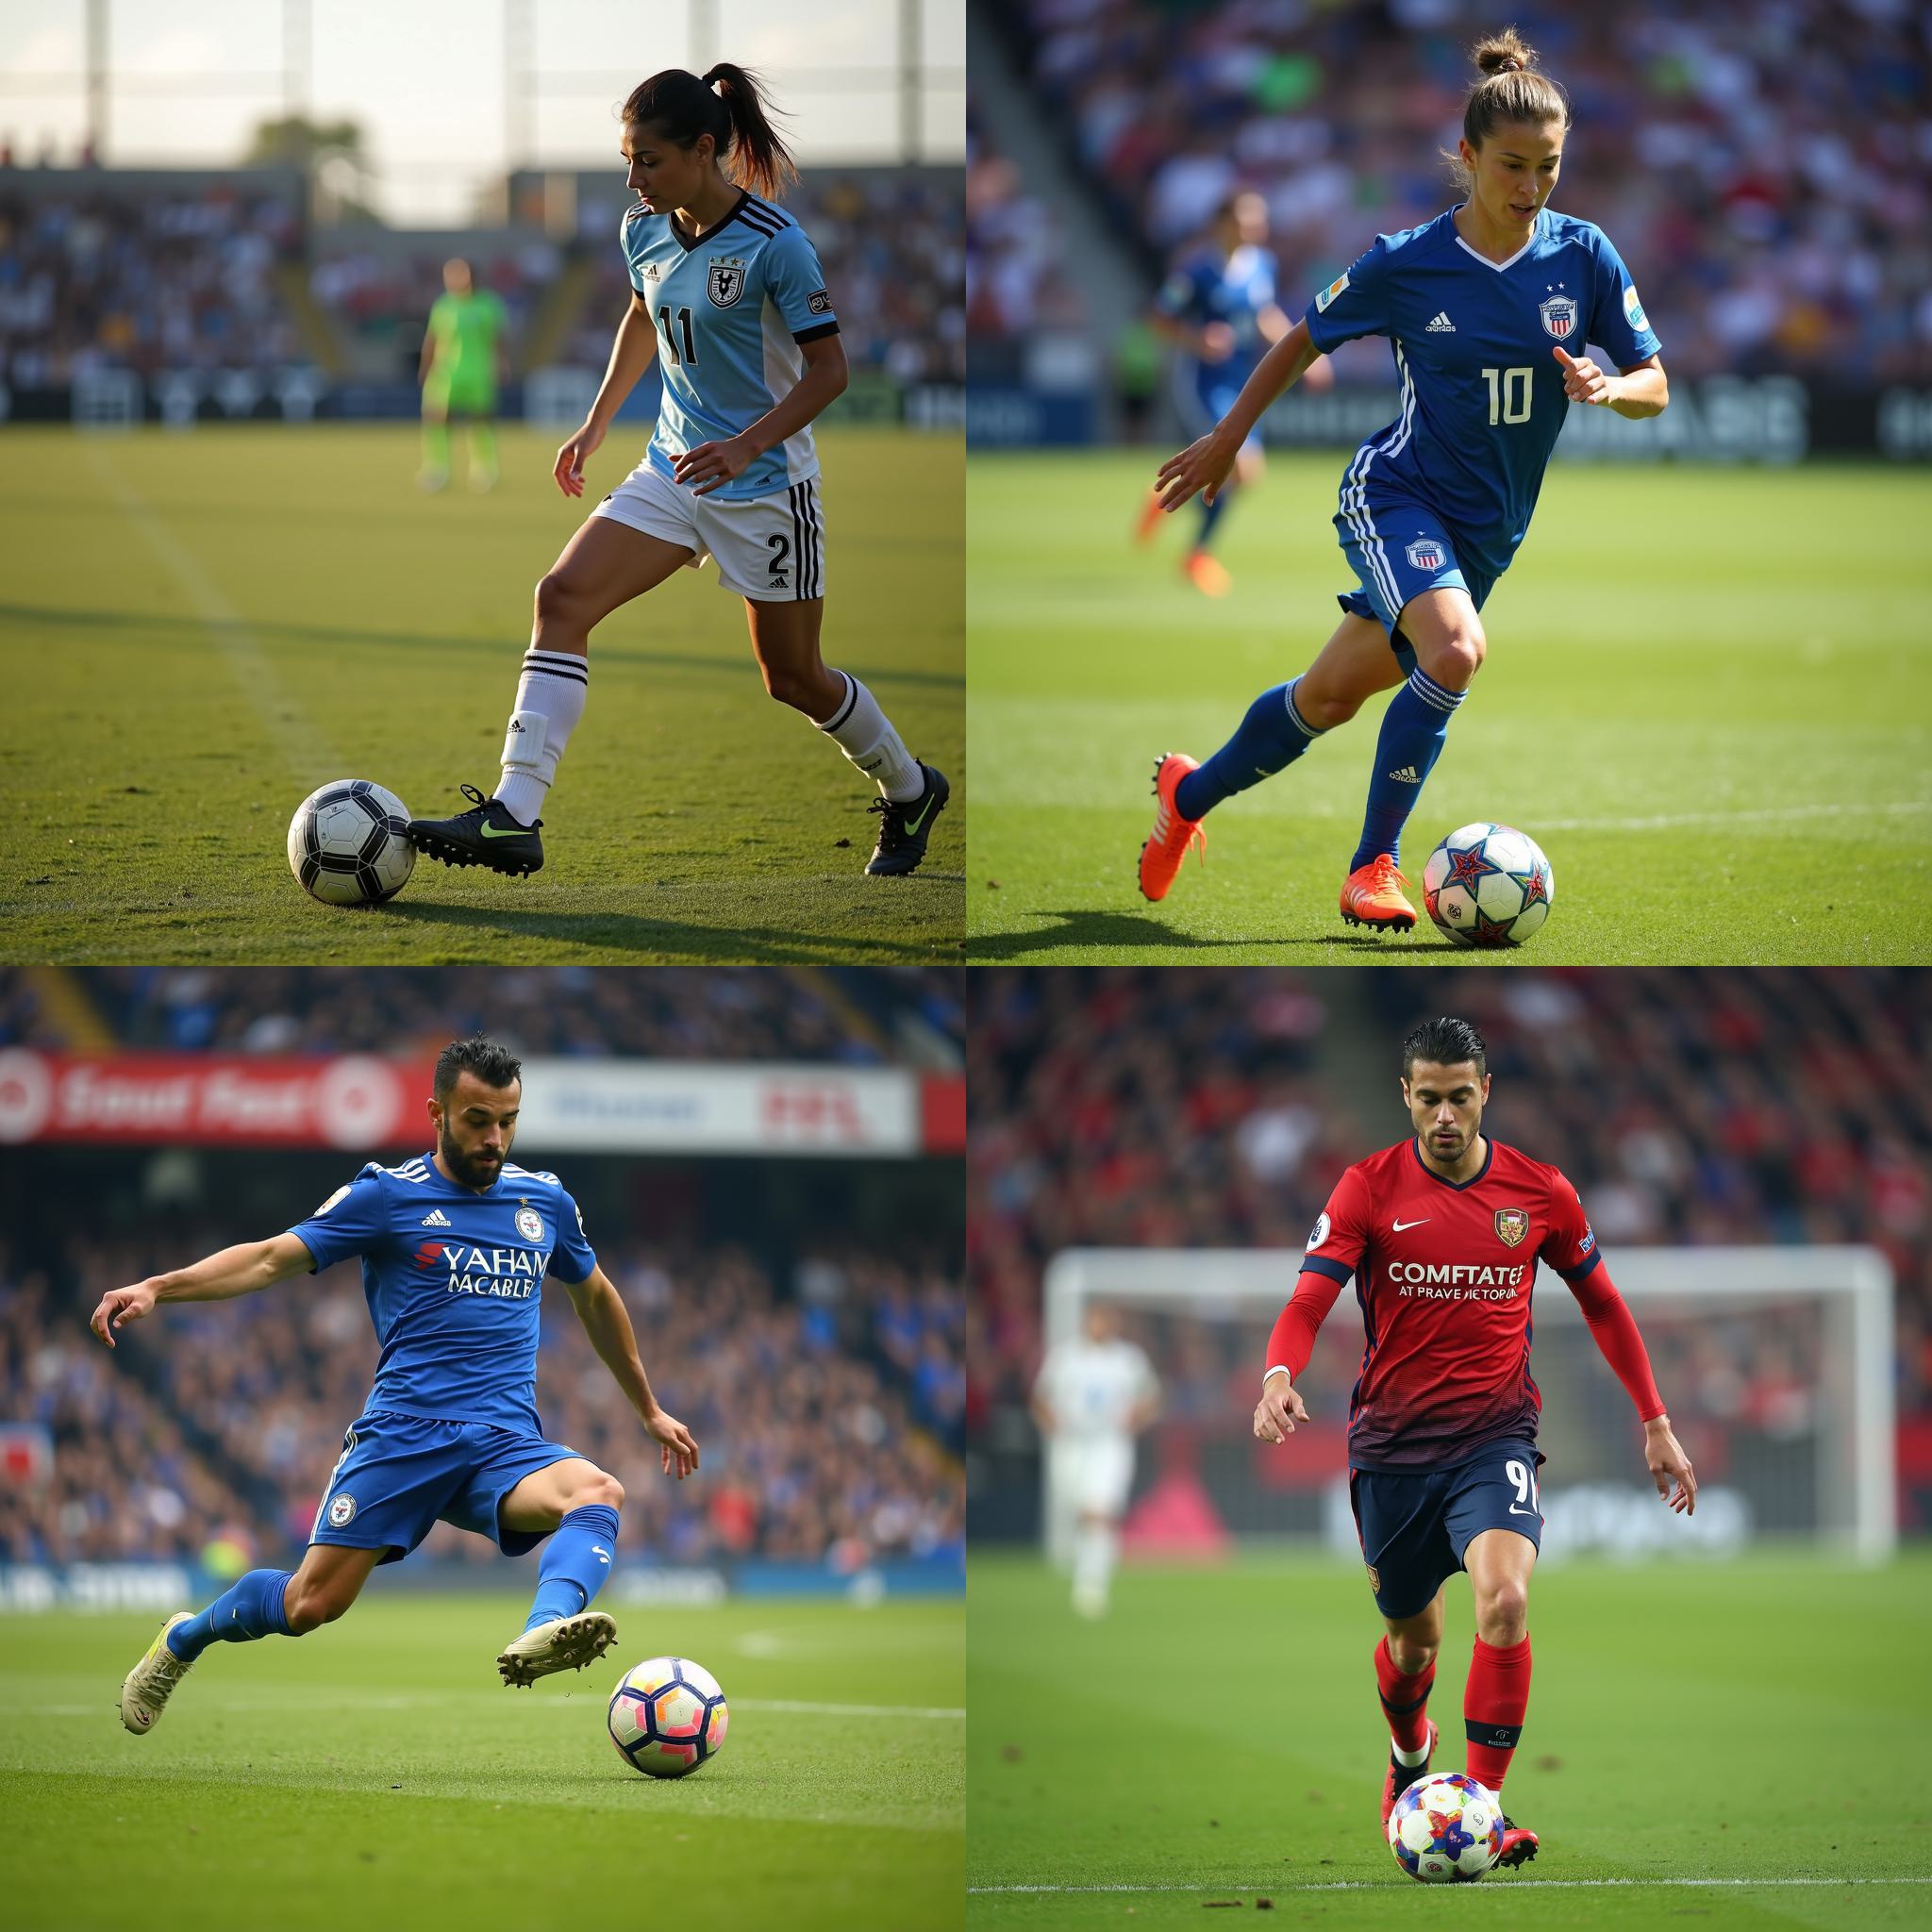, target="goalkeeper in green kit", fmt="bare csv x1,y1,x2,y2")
419,258,508,492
